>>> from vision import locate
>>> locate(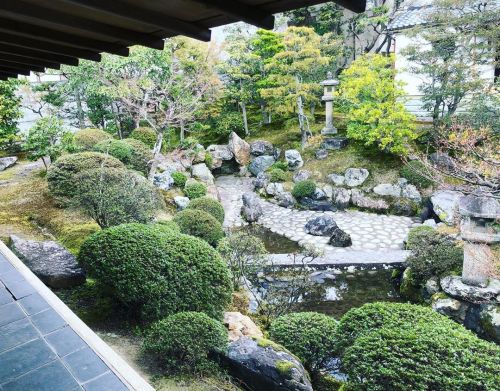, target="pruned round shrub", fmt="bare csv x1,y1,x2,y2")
187,197,225,224
123,138,153,175
94,139,133,161
184,181,207,199
77,224,232,320
156,220,180,234
292,180,316,198
406,225,437,250
171,171,187,188
143,311,228,373
340,306,500,390
74,128,112,151
270,312,337,374
128,127,156,149
73,167,164,228
94,139,152,175
173,209,224,247
47,152,124,201
269,168,287,183
400,160,434,188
